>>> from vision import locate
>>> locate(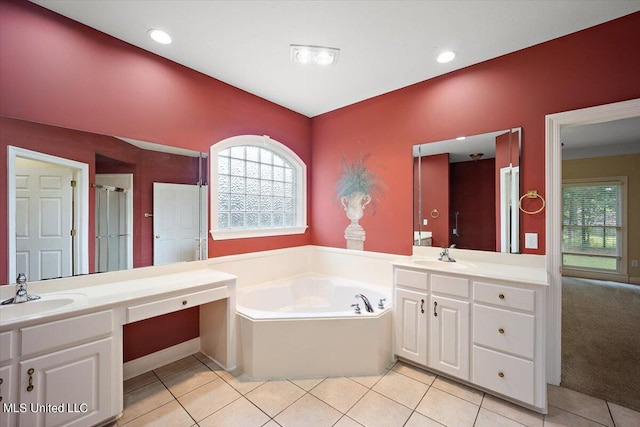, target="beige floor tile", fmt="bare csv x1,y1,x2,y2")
310,377,368,413
124,371,159,394
334,415,364,427
161,363,218,397
198,396,269,427
153,356,201,379
543,405,608,427
216,369,266,395
290,377,325,391
608,402,640,427
348,371,386,388
372,370,429,409
178,377,241,421
246,380,306,417
392,361,437,386
404,411,445,427
432,376,483,405
547,385,613,426
193,352,208,362
119,401,193,427
263,421,282,427
346,390,412,427
415,387,479,427
120,380,174,425
482,394,543,427
475,408,525,427
275,393,342,427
